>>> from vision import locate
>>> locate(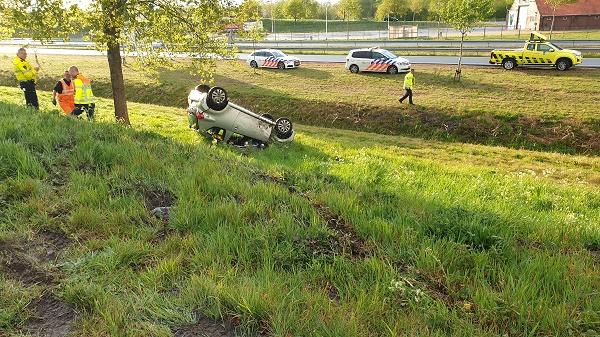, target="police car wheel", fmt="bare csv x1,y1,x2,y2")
349,65,359,73
556,59,570,71
277,62,285,70
206,87,228,111
275,117,293,139
250,60,258,68
387,65,398,74
502,58,516,70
